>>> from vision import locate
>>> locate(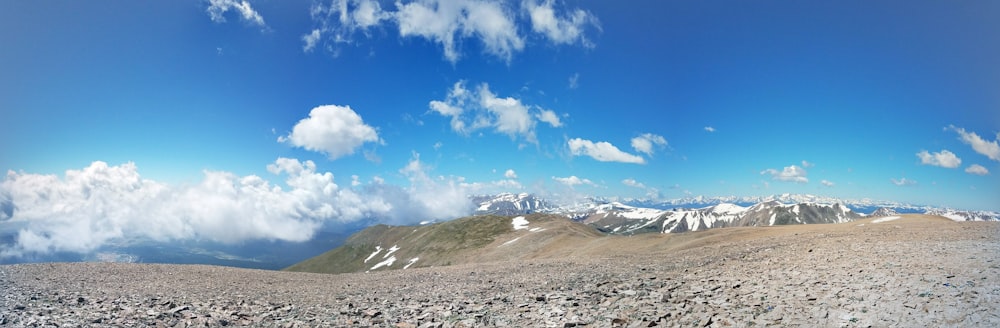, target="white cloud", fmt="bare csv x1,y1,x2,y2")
891,177,917,186
948,125,1000,162
801,160,814,168
0,158,480,258
522,0,599,47
479,84,535,141
568,138,645,164
622,178,645,189
916,149,961,168
206,0,267,28
630,133,667,156
278,105,380,160
302,29,322,52
760,165,808,183
303,0,598,62
535,109,563,127
429,81,562,144
568,73,580,89
305,0,391,51
820,179,835,187
704,126,715,132
504,169,518,179
965,164,989,176
622,178,660,199
395,0,523,63
552,175,595,187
